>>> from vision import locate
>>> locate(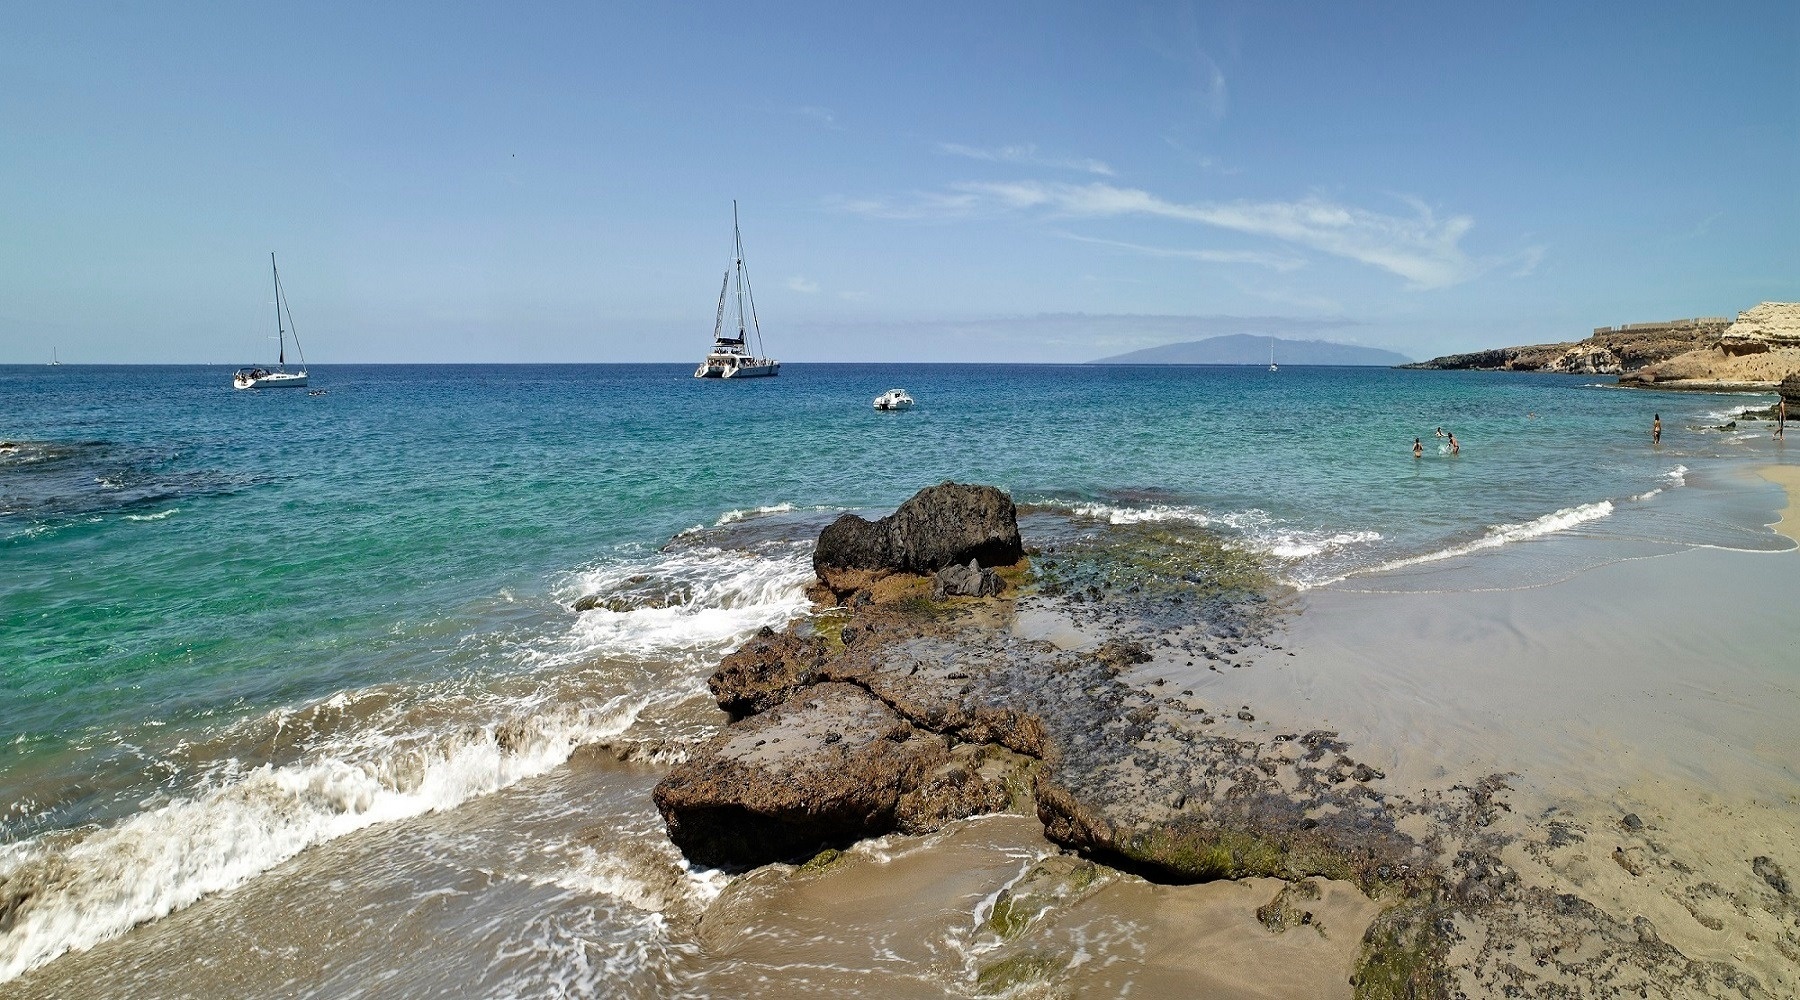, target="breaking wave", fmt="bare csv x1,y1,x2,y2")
1343,500,1616,582
0,537,816,984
